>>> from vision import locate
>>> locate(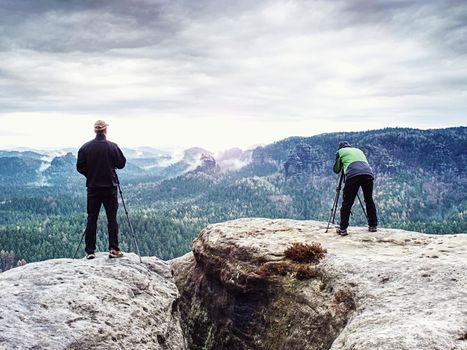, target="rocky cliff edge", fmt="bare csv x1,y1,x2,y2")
0,253,186,350
0,219,466,350
171,218,467,350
